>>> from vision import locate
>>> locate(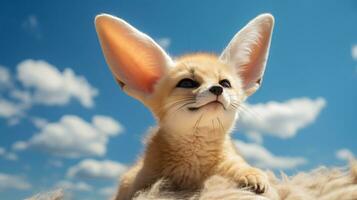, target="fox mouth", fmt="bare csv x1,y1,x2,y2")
188,100,225,111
